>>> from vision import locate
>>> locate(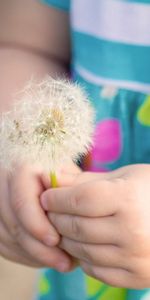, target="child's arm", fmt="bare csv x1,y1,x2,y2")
0,0,70,111
0,0,72,271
